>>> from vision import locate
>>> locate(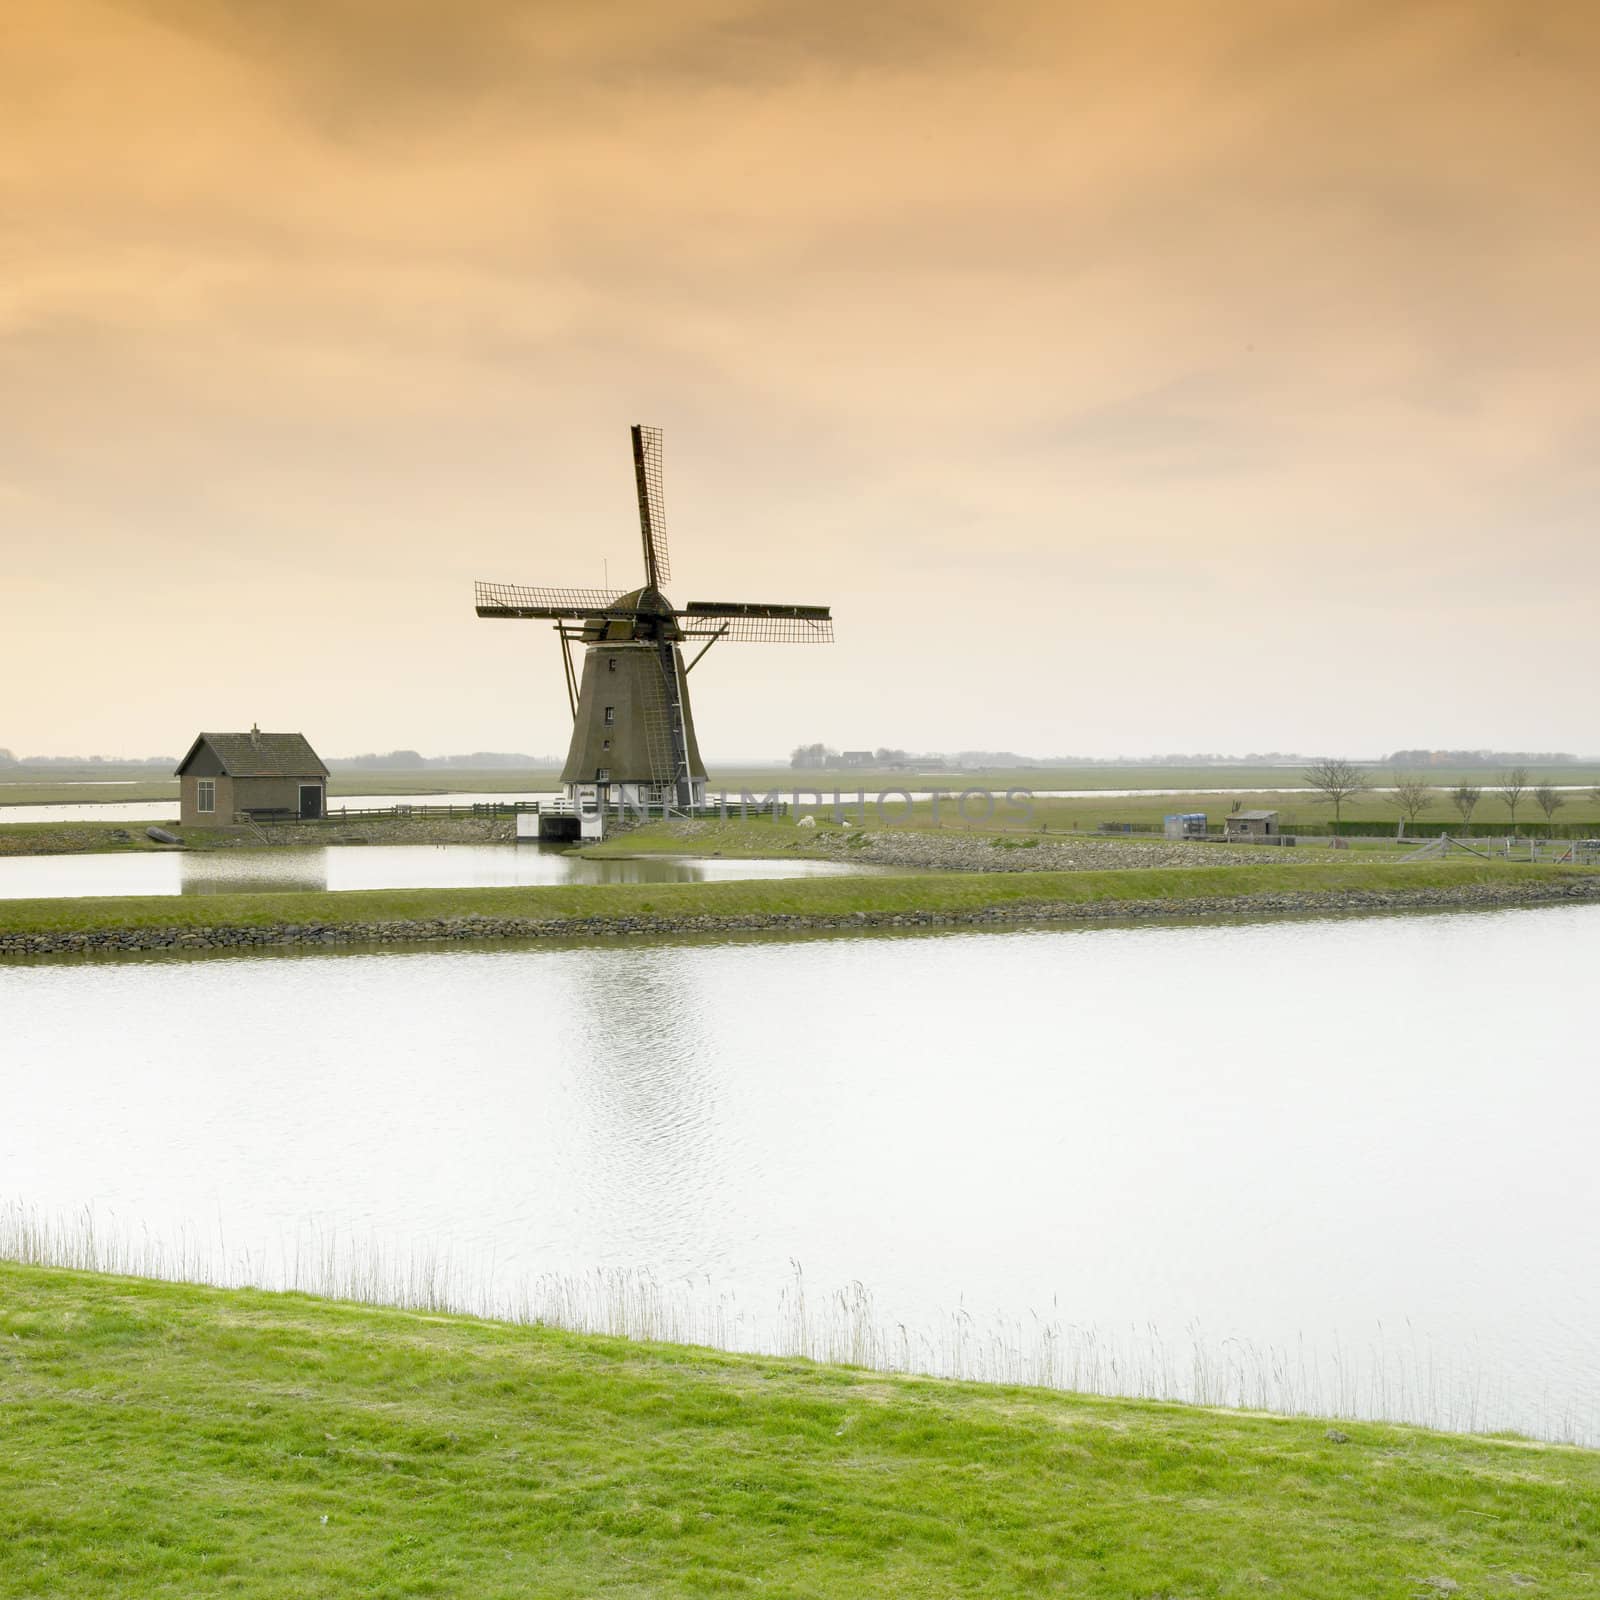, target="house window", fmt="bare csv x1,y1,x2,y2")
603,706,615,725
607,658,618,673
196,779,215,814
